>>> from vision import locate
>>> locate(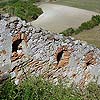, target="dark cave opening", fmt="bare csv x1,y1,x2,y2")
57,50,63,65
12,39,22,52
86,61,91,66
